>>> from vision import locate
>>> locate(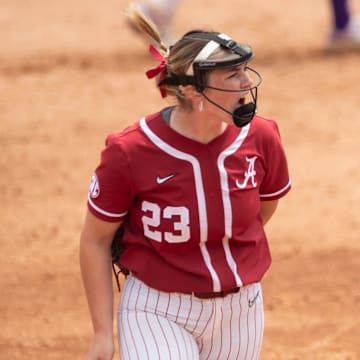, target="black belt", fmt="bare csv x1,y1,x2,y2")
187,287,240,299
